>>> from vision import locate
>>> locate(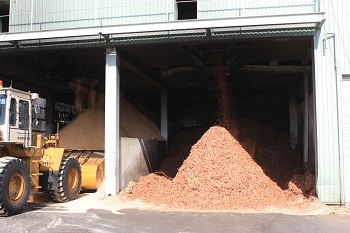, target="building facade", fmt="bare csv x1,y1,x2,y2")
0,0,349,204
